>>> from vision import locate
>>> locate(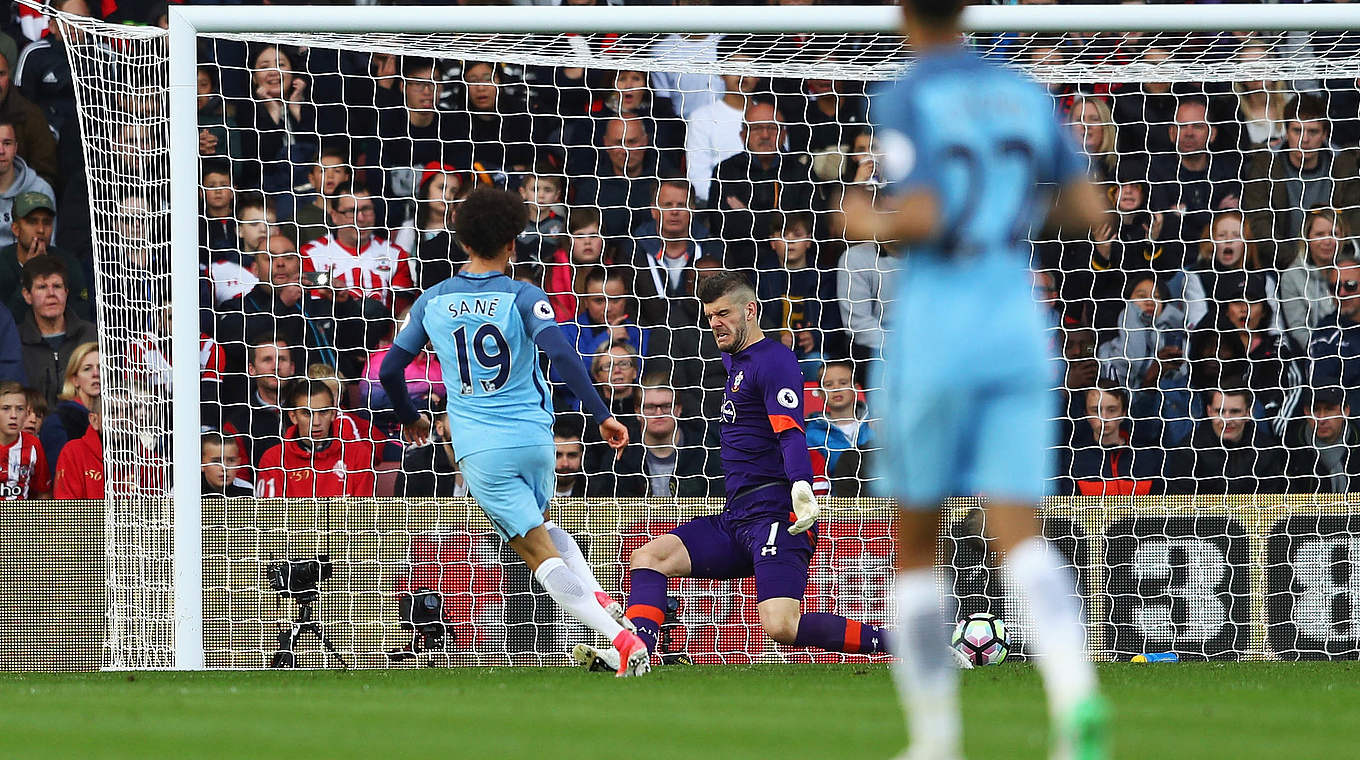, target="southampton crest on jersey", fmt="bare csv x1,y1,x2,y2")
732,370,744,392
